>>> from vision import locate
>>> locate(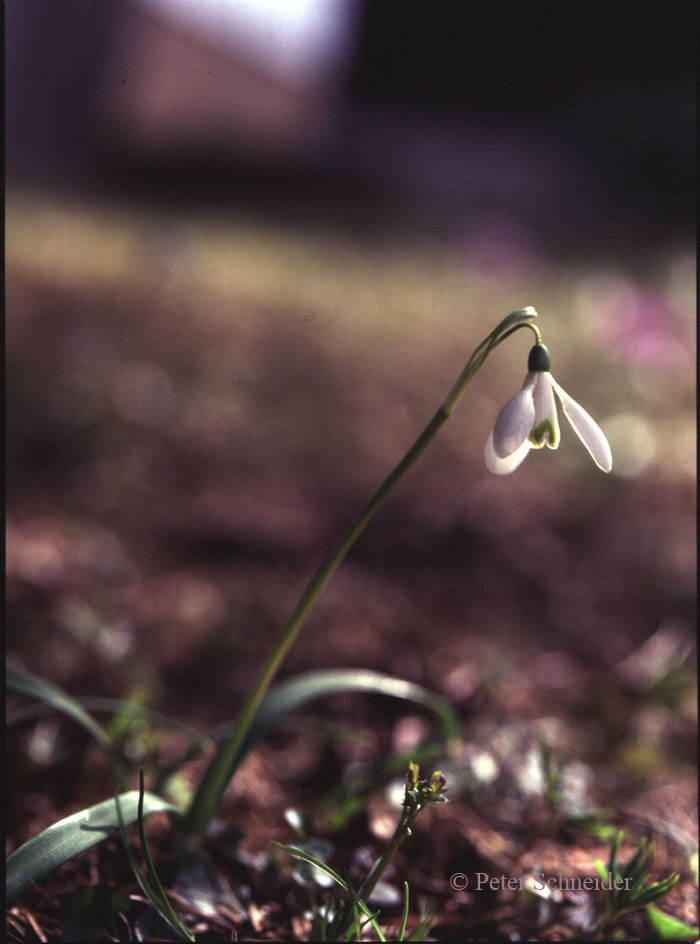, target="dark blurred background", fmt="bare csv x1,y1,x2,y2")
7,0,696,701
7,0,696,253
